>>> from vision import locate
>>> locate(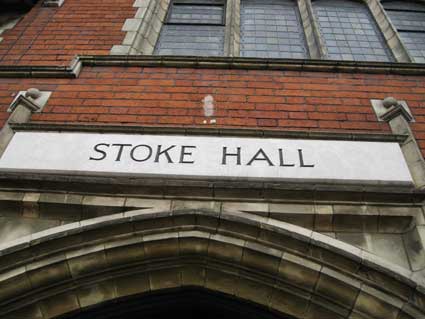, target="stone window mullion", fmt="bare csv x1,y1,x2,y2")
224,0,241,57
298,0,327,59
